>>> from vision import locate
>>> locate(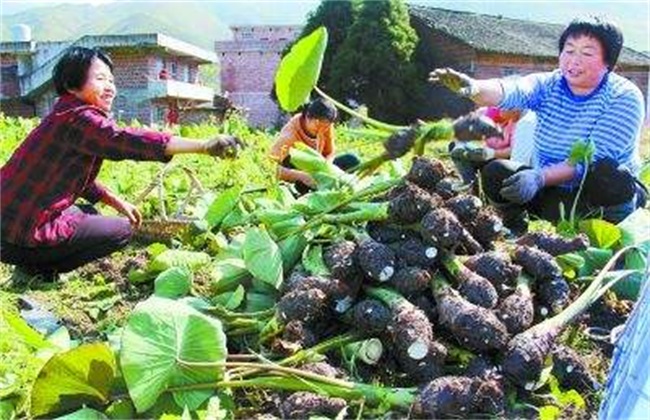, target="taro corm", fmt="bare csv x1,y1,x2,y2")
467,208,505,248
390,266,432,296
502,247,635,389
517,231,590,256
348,299,392,335
496,273,535,334
551,345,598,392
280,392,347,419
406,156,448,191
391,236,439,269
365,287,446,366
463,251,521,296
440,252,498,309
411,373,504,418
323,240,359,284
445,194,483,223
430,272,509,352
357,237,397,282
